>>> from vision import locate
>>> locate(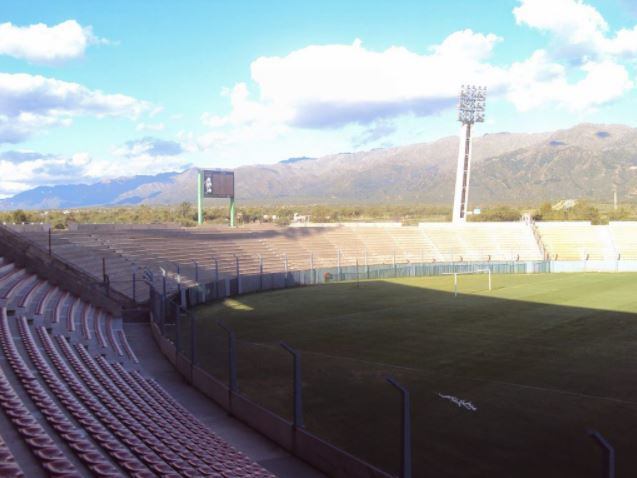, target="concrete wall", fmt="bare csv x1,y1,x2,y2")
550,260,637,272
